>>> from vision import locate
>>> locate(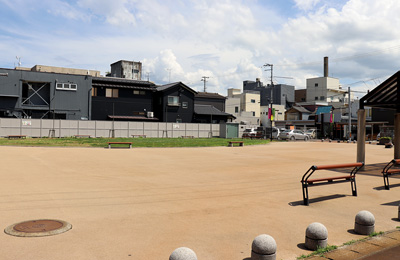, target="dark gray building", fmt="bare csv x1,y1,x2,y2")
0,68,92,120
243,79,294,109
